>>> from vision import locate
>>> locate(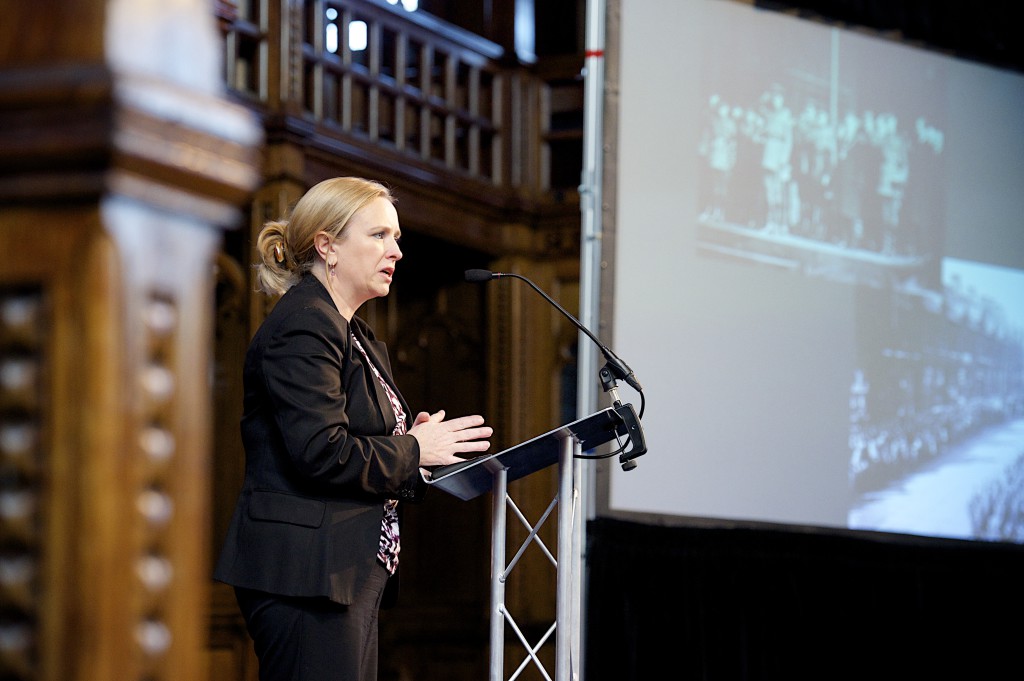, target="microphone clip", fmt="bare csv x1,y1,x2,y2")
612,402,646,471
